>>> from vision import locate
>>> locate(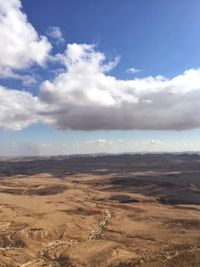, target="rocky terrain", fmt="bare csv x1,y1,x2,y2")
0,154,200,266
